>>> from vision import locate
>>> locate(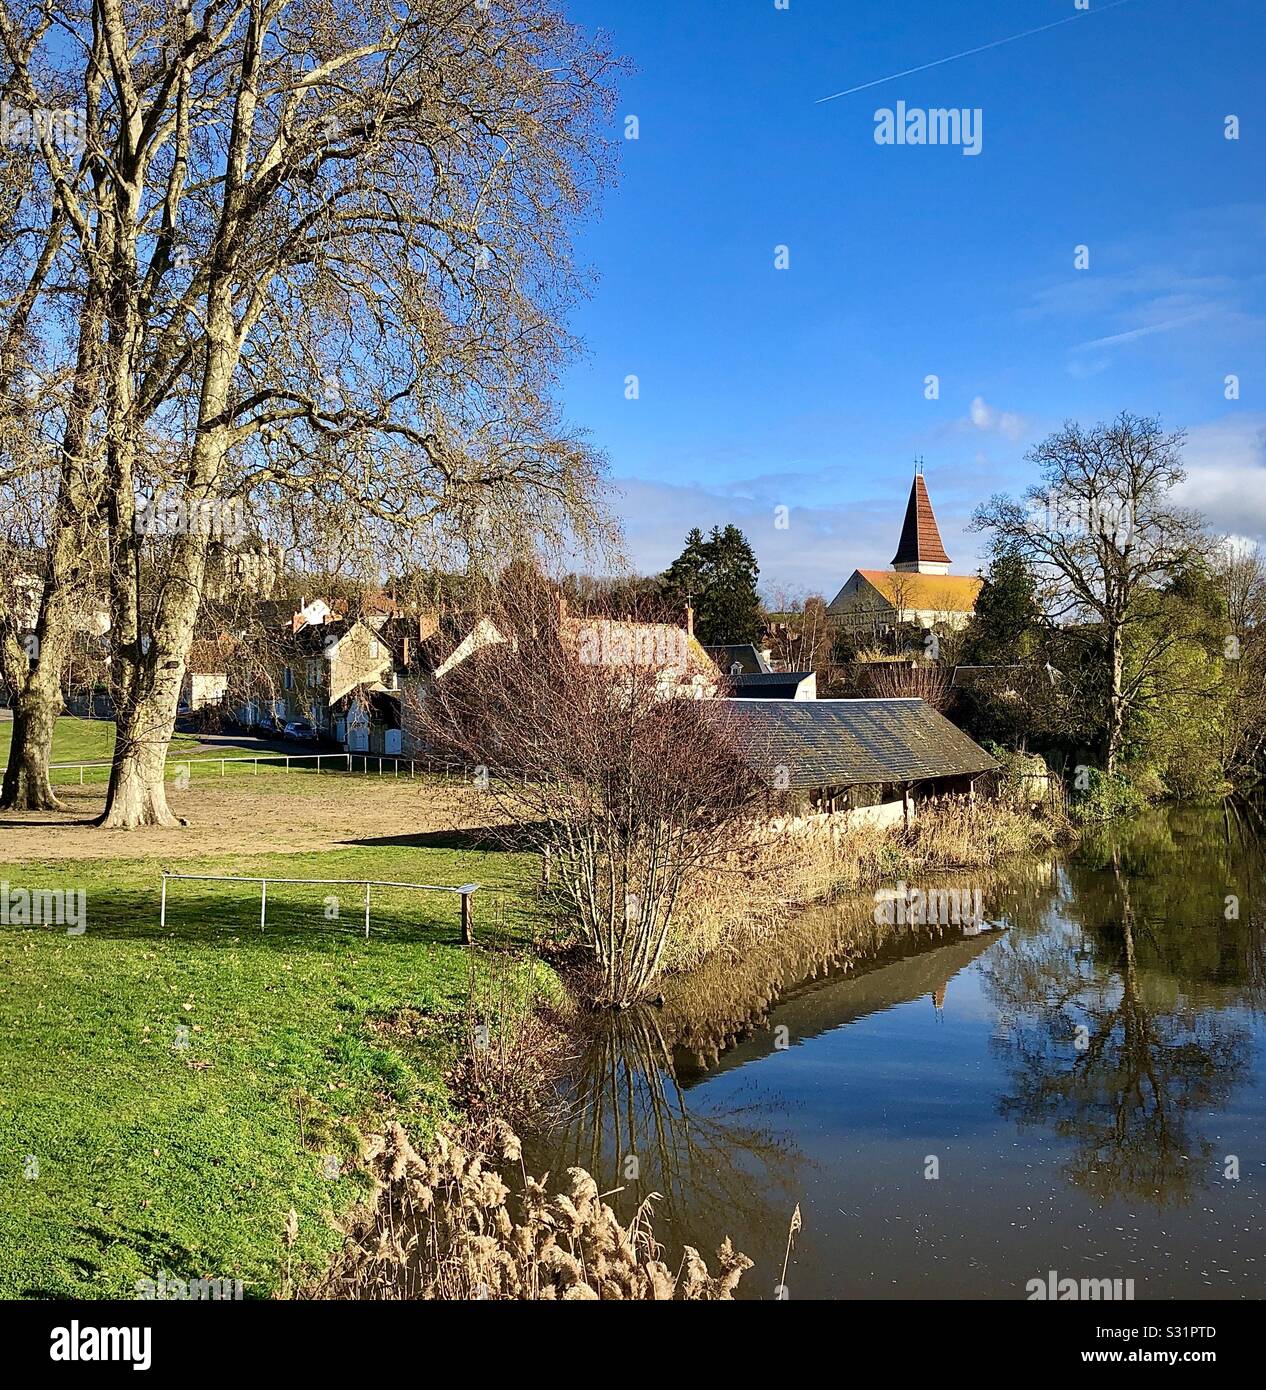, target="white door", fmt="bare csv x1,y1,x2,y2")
348,725,369,752
335,718,346,743
385,728,402,755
